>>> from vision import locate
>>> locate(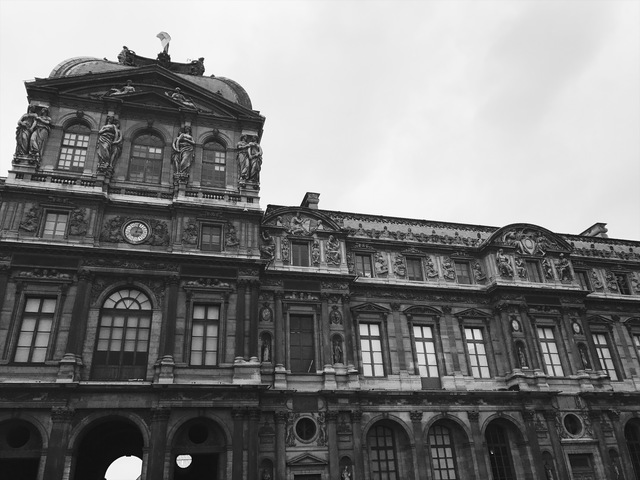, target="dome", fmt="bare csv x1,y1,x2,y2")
48,57,252,109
